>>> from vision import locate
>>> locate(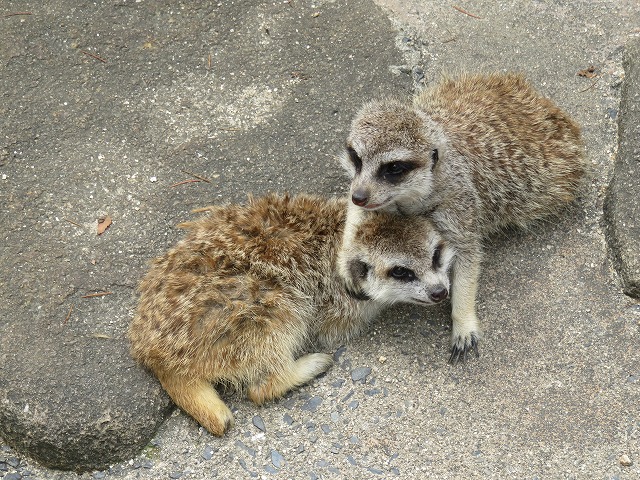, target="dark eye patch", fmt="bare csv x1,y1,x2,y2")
432,243,443,269
346,145,362,174
430,148,439,171
388,266,417,282
377,161,417,184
